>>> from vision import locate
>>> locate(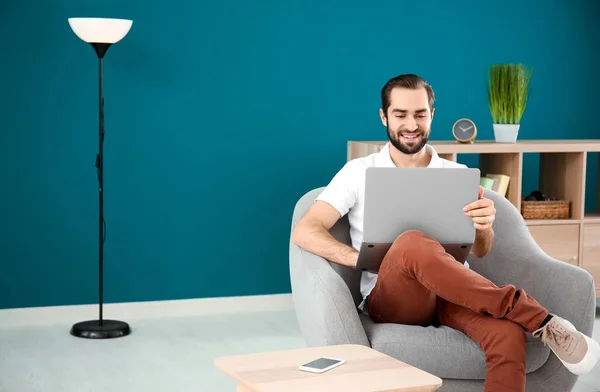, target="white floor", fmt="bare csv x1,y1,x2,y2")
0,305,599,392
